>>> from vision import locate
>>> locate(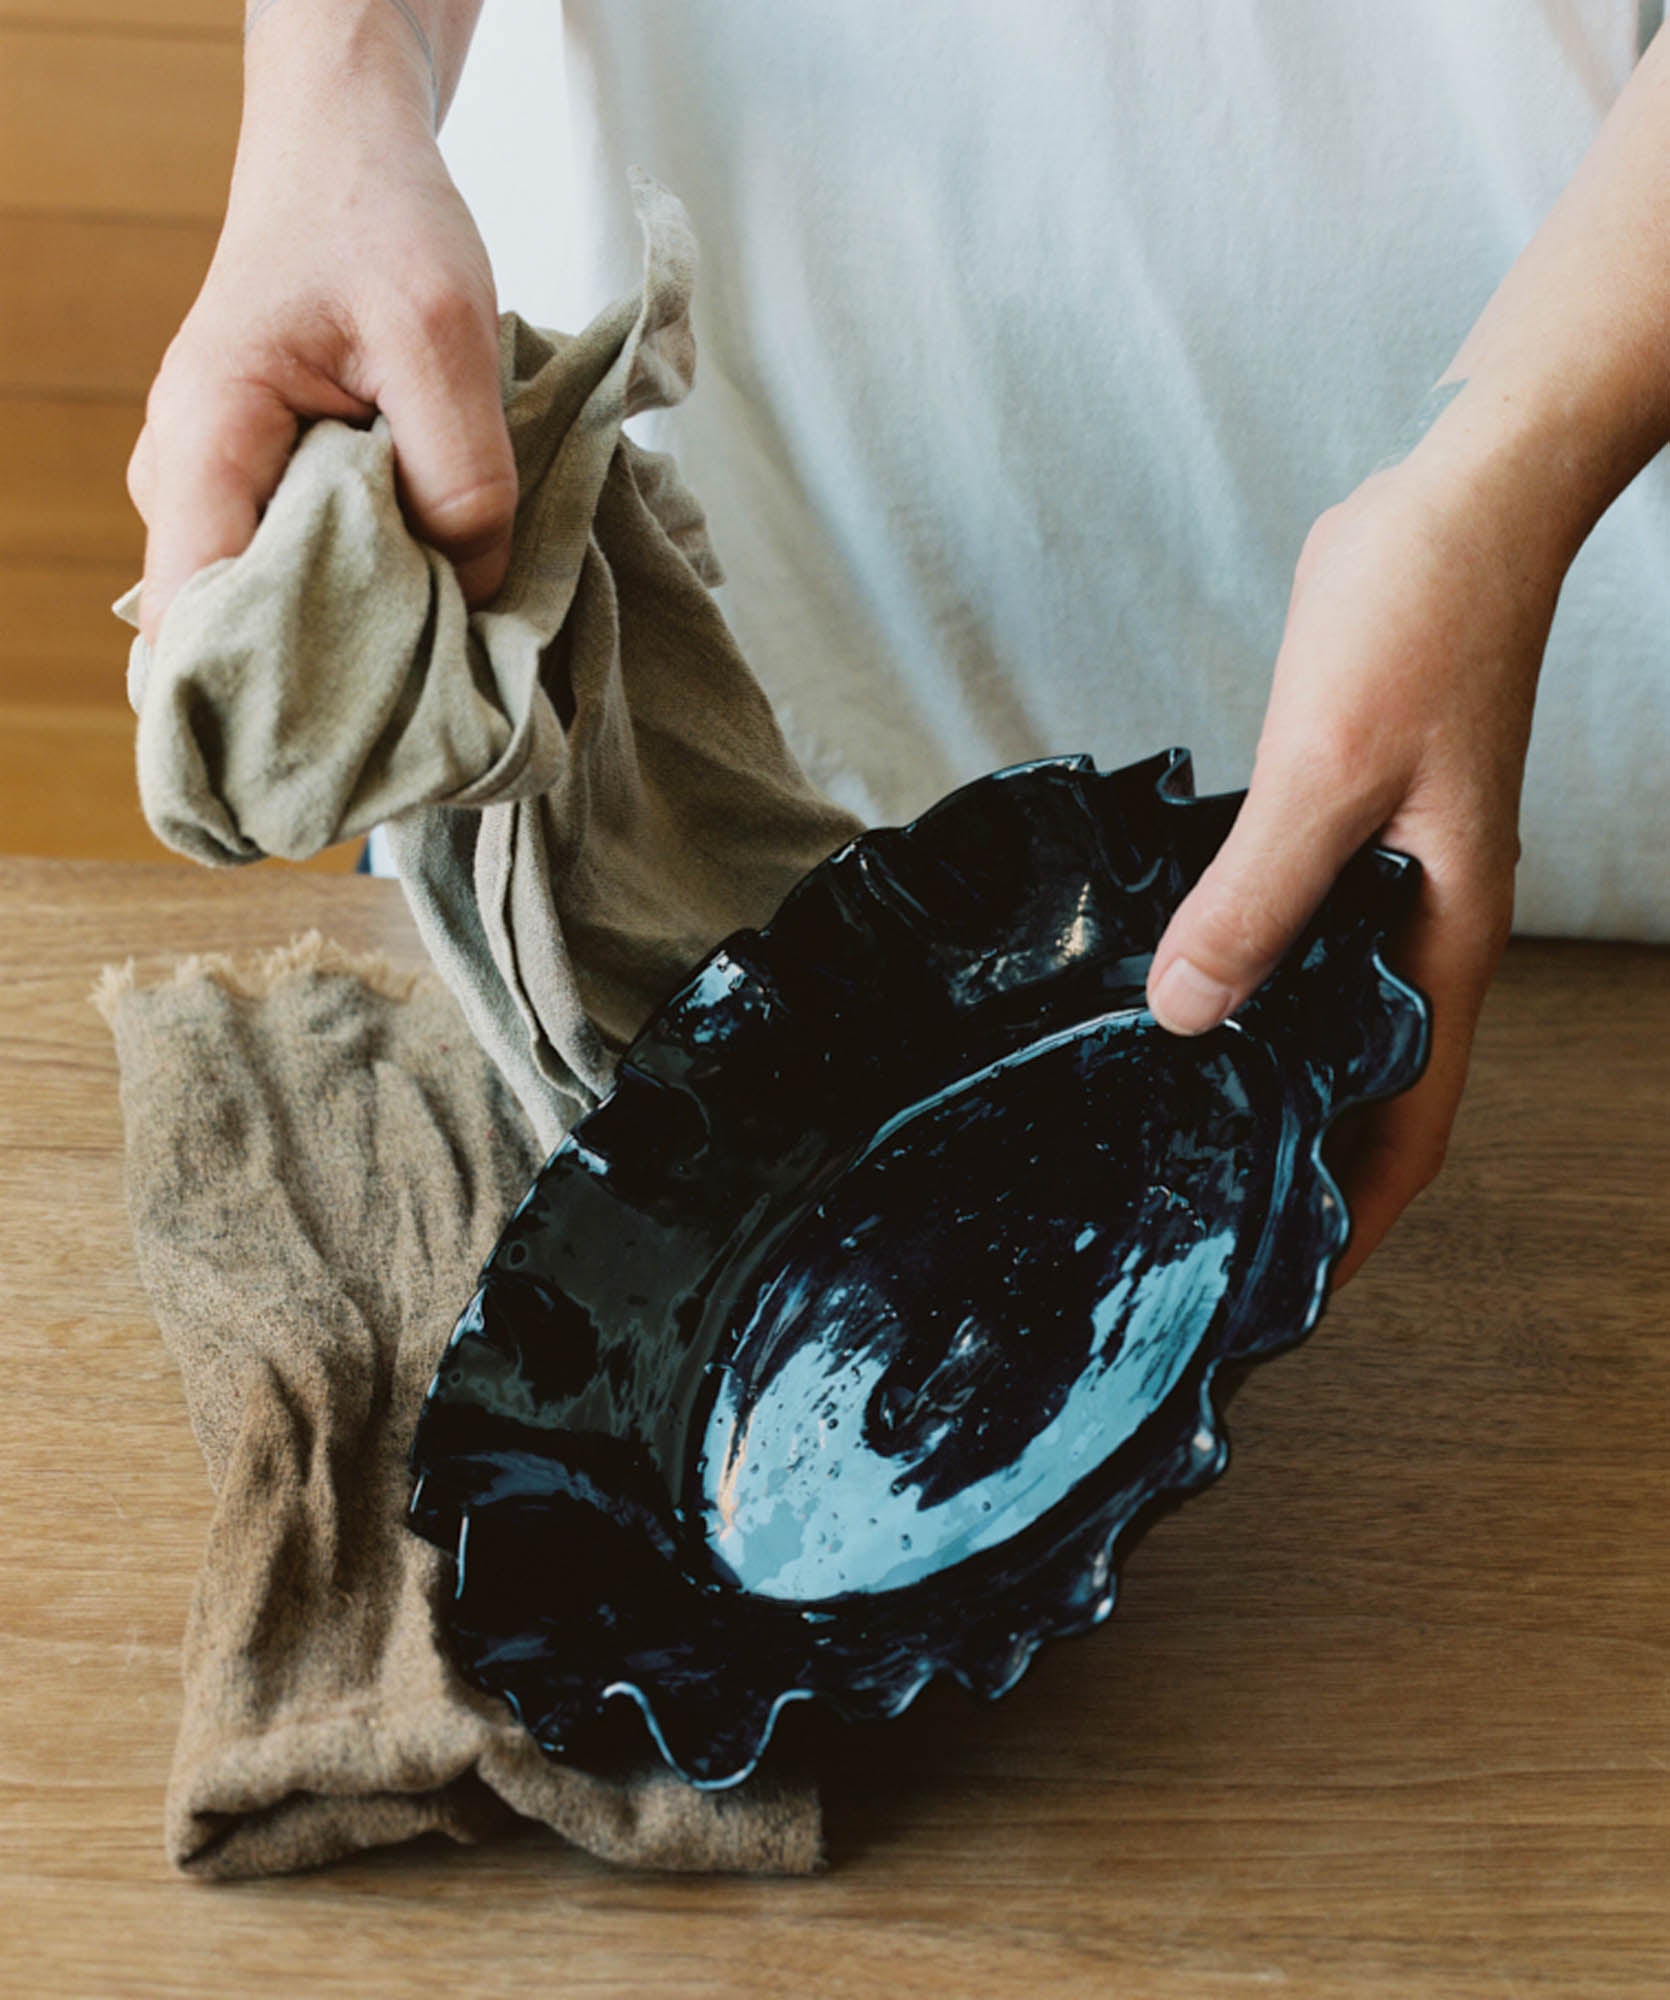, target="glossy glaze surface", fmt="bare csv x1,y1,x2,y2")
406,748,1430,1787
